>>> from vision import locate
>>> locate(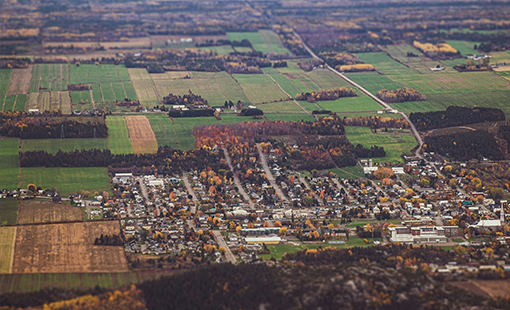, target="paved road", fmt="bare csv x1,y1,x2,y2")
137,177,149,202
256,143,289,203
293,31,424,157
213,230,236,264
221,146,255,208
181,173,198,213
331,178,354,201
